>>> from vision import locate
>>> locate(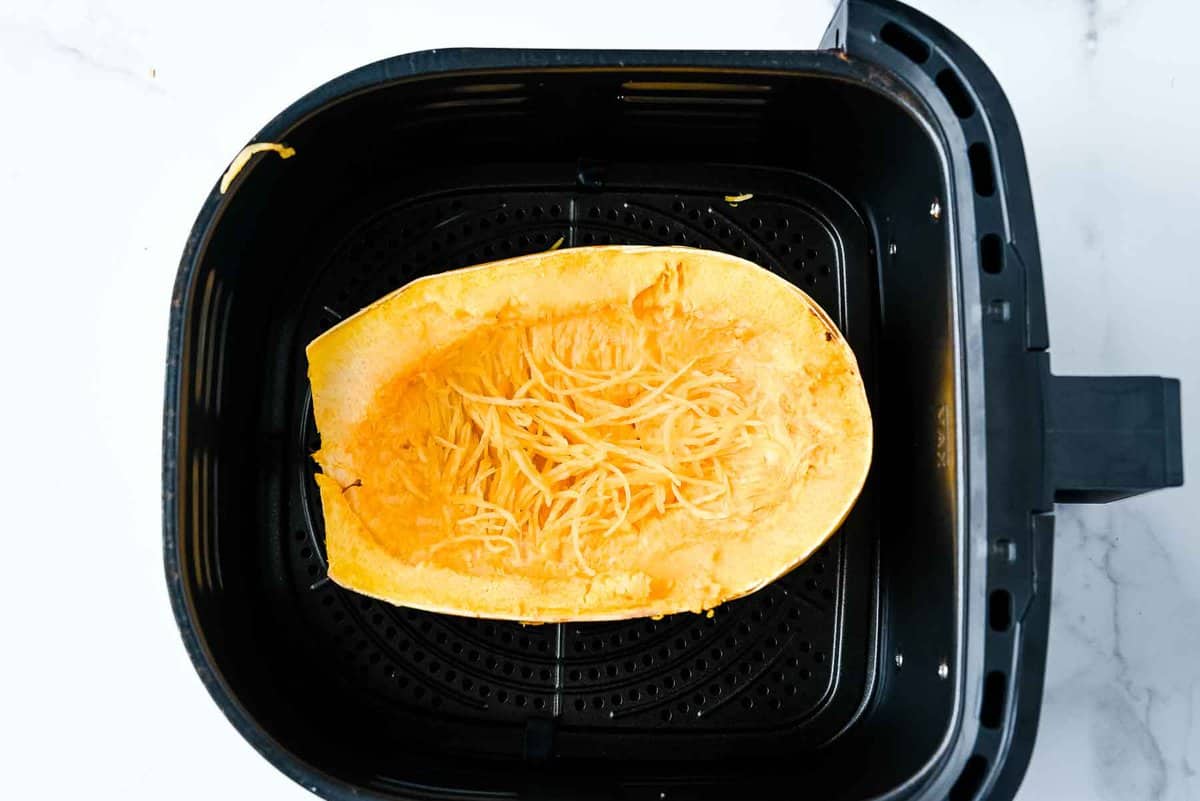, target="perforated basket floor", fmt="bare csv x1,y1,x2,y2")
280,162,878,759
